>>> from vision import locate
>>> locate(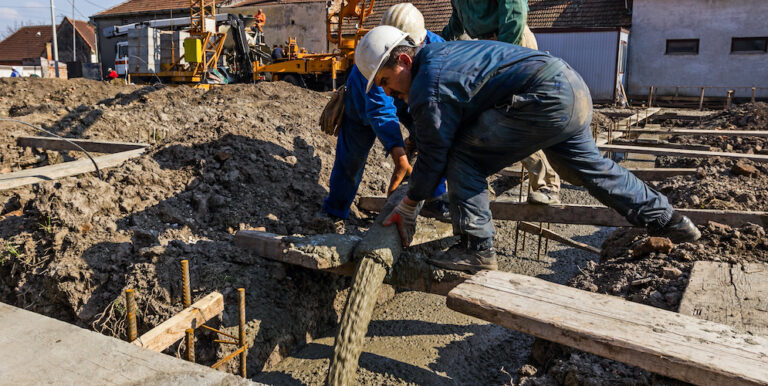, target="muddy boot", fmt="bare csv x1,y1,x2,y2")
650,211,701,243
428,235,498,273
420,195,451,223
527,188,560,205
